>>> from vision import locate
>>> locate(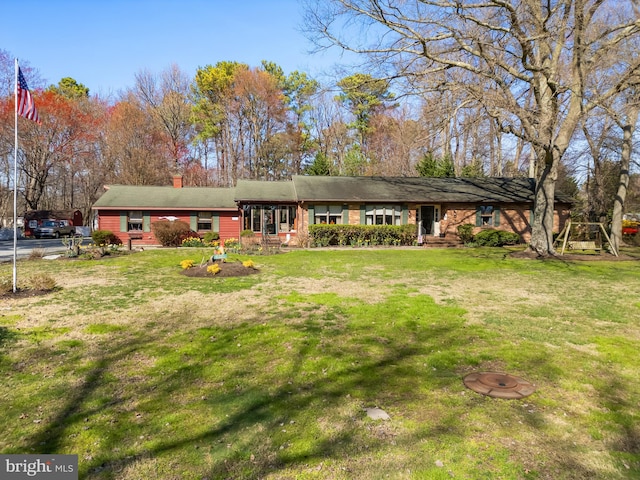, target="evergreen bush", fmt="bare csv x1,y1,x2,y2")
91,230,122,246
457,224,475,244
309,224,417,247
203,231,220,244
473,229,521,246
